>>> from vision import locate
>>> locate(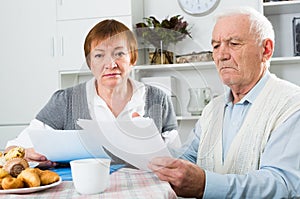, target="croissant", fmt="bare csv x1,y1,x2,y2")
3,158,29,177
1,176,24,190
38,170,60,185
17,168,40,187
